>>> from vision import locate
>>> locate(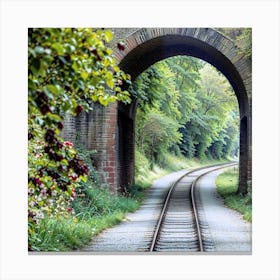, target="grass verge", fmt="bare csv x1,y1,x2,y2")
135,150,230,190
216,167,252,222
30,186,141,251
